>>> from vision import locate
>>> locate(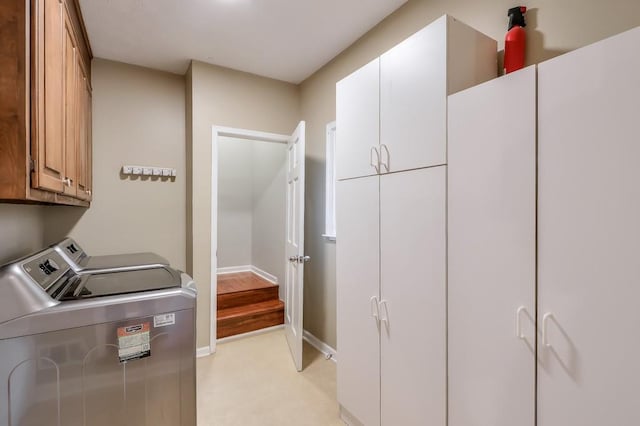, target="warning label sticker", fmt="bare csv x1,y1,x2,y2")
154,313,176,328
117,323,151,363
